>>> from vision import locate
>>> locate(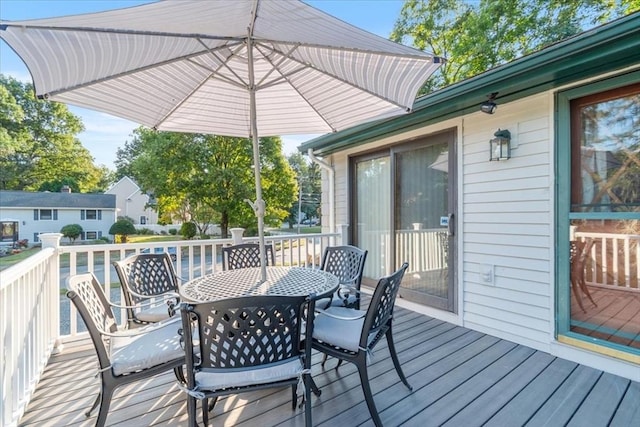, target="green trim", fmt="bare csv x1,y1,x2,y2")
555,71,640,354
301,12,640,155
